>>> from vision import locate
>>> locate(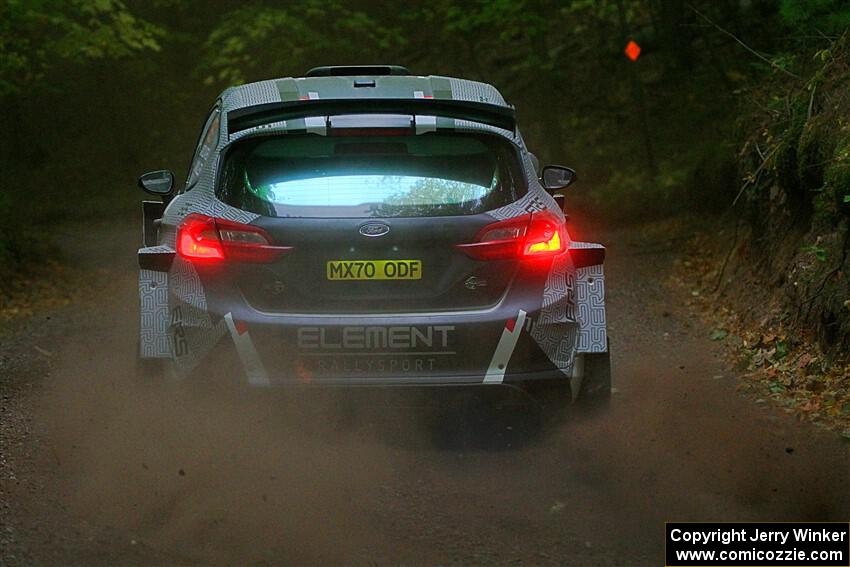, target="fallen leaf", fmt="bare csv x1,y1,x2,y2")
710,328,728,341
